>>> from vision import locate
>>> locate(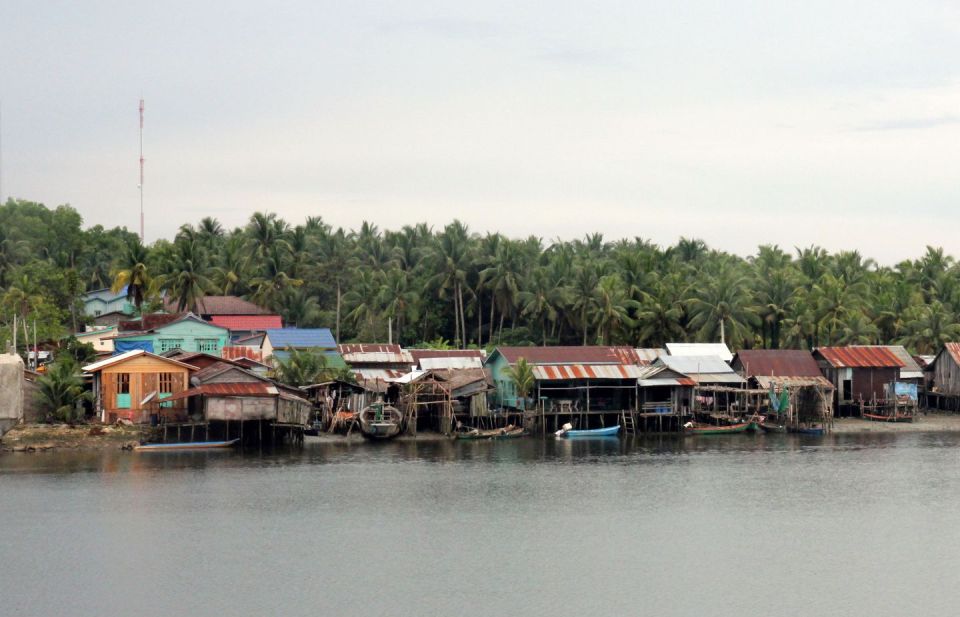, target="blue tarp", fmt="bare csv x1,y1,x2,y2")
115,340,154,354
894,382,918,402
